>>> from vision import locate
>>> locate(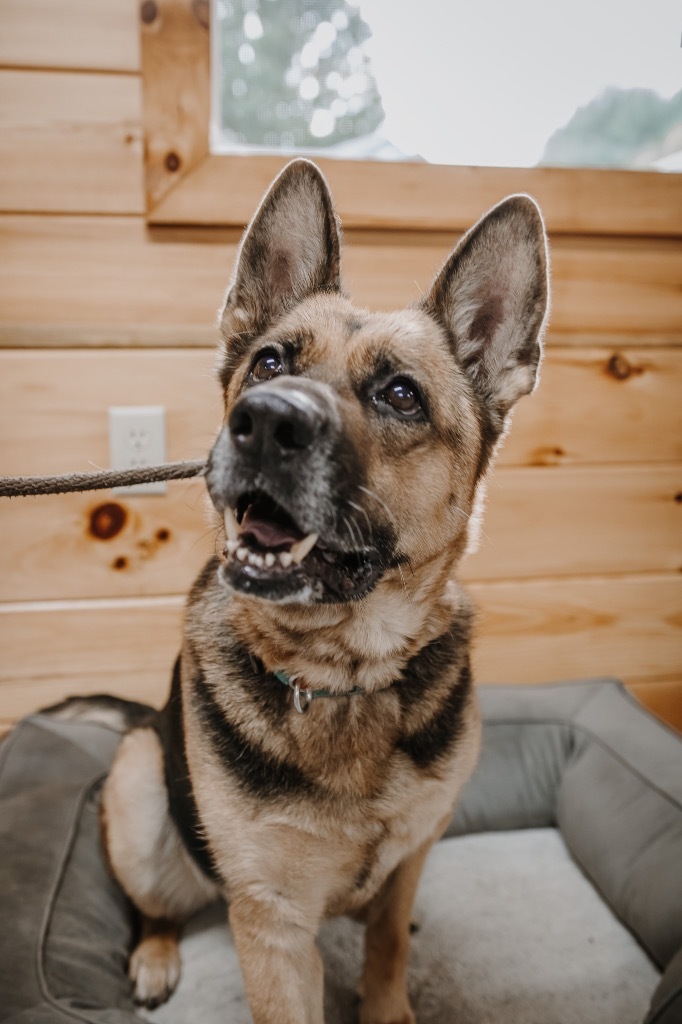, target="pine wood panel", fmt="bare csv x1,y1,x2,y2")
0,324,221,348
0,70,144,214
0,466,679,603
0,349,221,474
628,680,682,734
0,479,216,603
469,574,682,686
1,348,681,476
0,596,184,718
1,218,680,337
1,574,679,725
0,0,139,73
460,464,681,583
506,347,682,467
